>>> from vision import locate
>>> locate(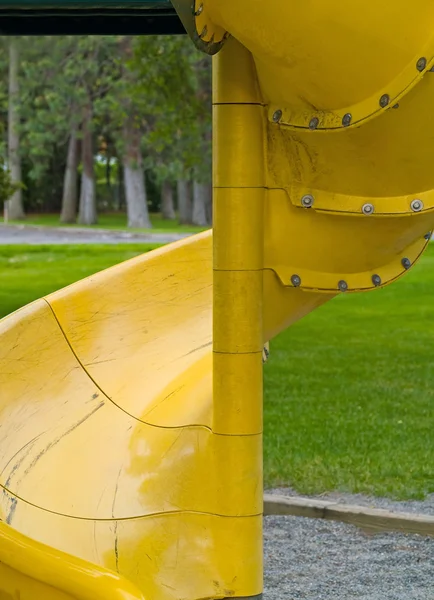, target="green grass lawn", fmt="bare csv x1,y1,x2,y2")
7,212,207,235
1,243,433,500
265,249,434,500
